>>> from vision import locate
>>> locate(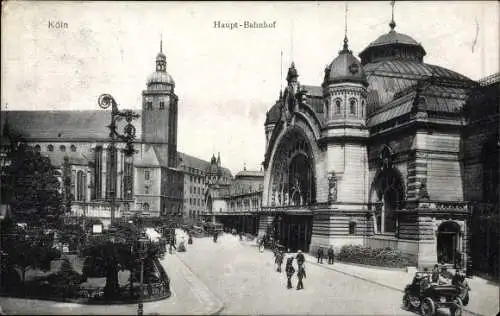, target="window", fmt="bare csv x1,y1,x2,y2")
159,101,165,110
146,101,153,110
47,144,54,152
349,99,356,115
145,185,150,194
70,145,76,152
349,221,356,235
60,145,66,152
143,203,150,212
34,145,41,152
335,99,342,114
76,170,86,201
145,171,150,180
